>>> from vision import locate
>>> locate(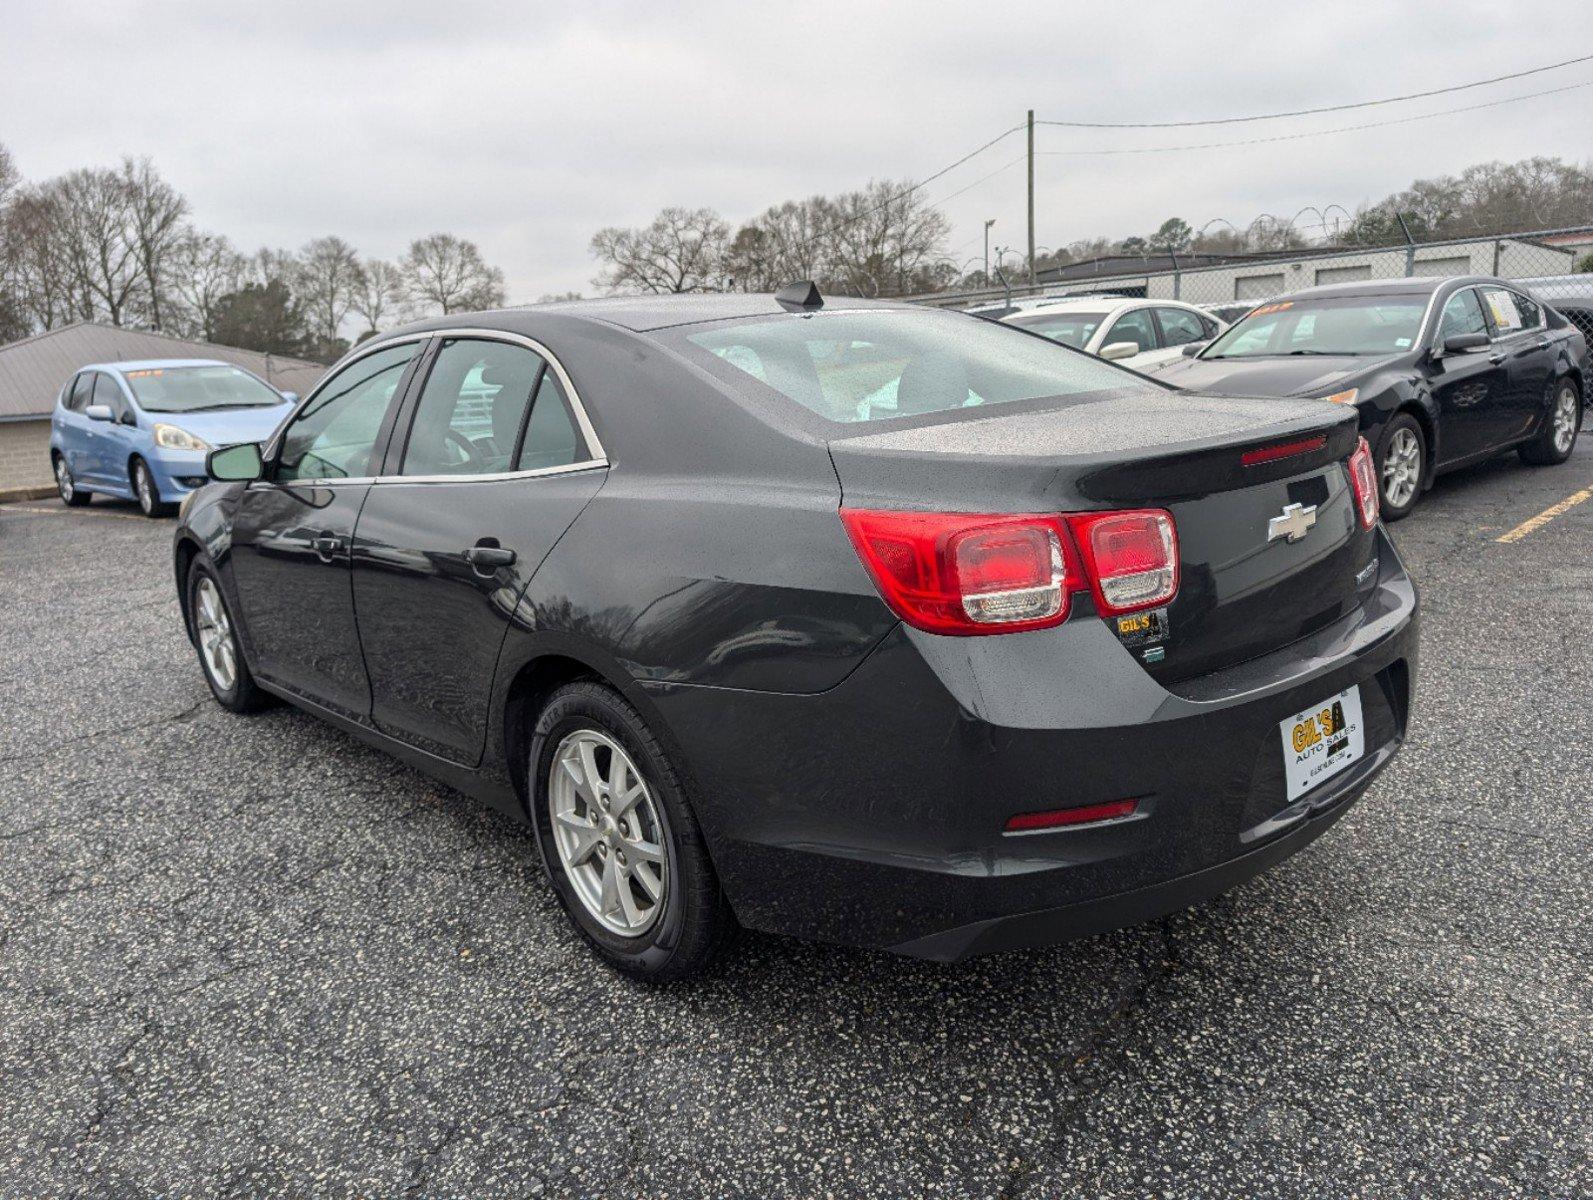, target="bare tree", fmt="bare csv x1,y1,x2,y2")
724,197,835,292
169,230,247,340
120,157,187,331
590,207,730,294
823,180,950,297
296,235,362,348
43,168,144,324
402,233,506,315
350,257,407,336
